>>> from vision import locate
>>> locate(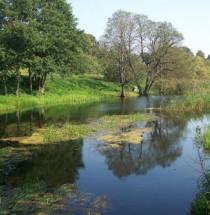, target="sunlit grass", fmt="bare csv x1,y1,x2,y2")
0,76,137,113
